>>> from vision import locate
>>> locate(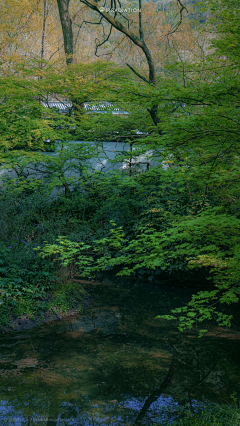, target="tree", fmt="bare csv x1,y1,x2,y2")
55,0,188,126
41,0,48,65
0,60,133,196
56,0,76,64
104,0,240,332
0,0,64,66
38,0,240,333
